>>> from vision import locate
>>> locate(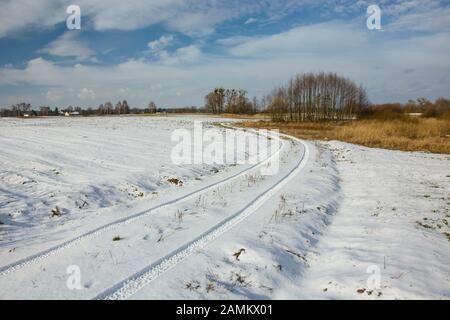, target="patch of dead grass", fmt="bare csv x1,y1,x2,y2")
240,118,450,154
